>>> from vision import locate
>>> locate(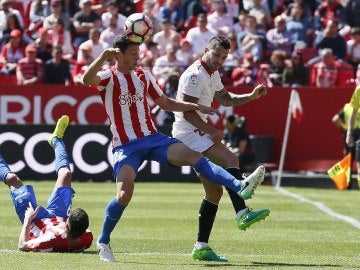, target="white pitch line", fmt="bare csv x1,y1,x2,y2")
275,187,360,229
